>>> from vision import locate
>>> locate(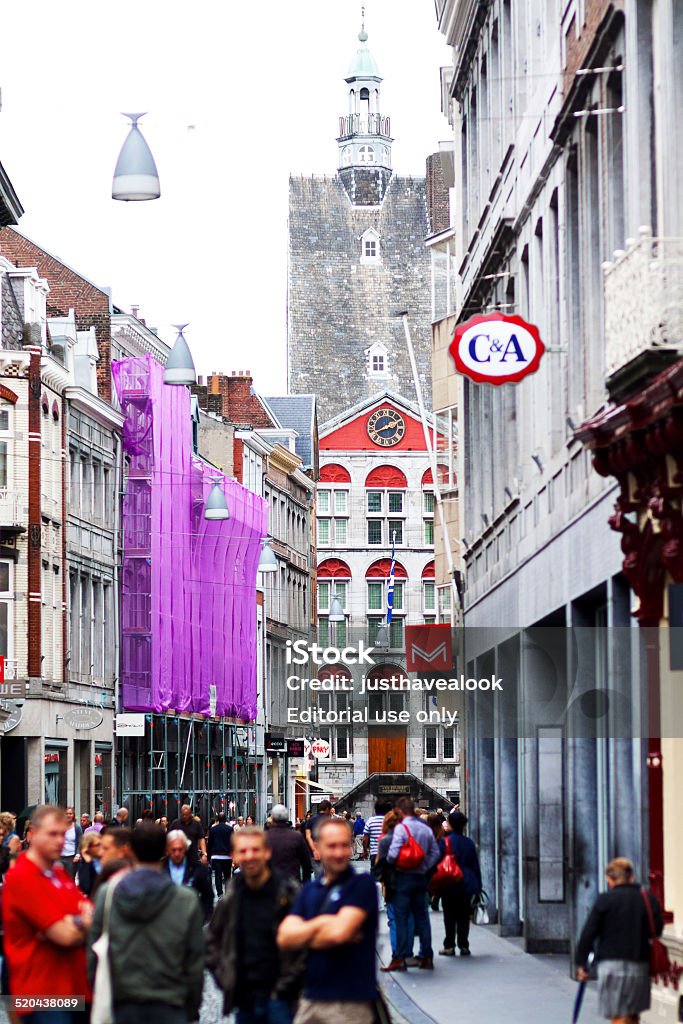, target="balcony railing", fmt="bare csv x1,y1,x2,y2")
0,489,22,528
338,113,391,138
605,229,683,380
